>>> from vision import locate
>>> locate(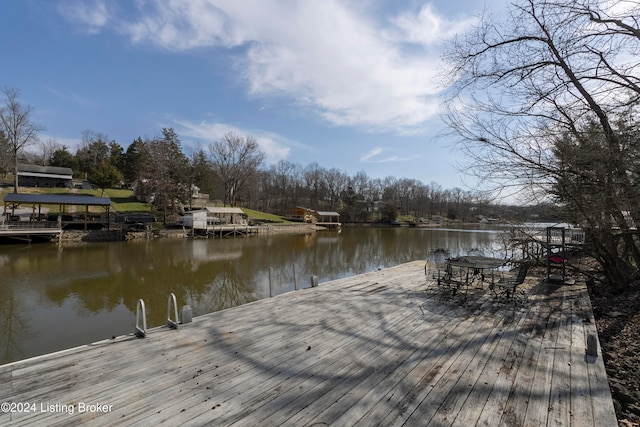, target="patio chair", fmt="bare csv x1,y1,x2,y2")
433,265,466,297
490,260,531,301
